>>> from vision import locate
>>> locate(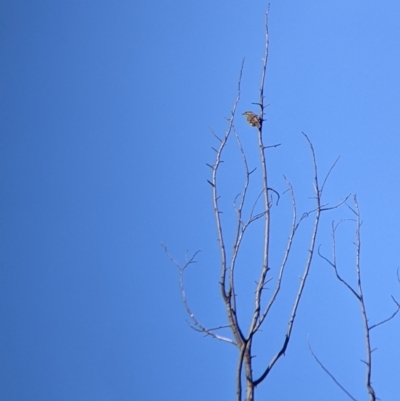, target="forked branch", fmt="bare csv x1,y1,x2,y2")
317,196,400,401
161,243,236,345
